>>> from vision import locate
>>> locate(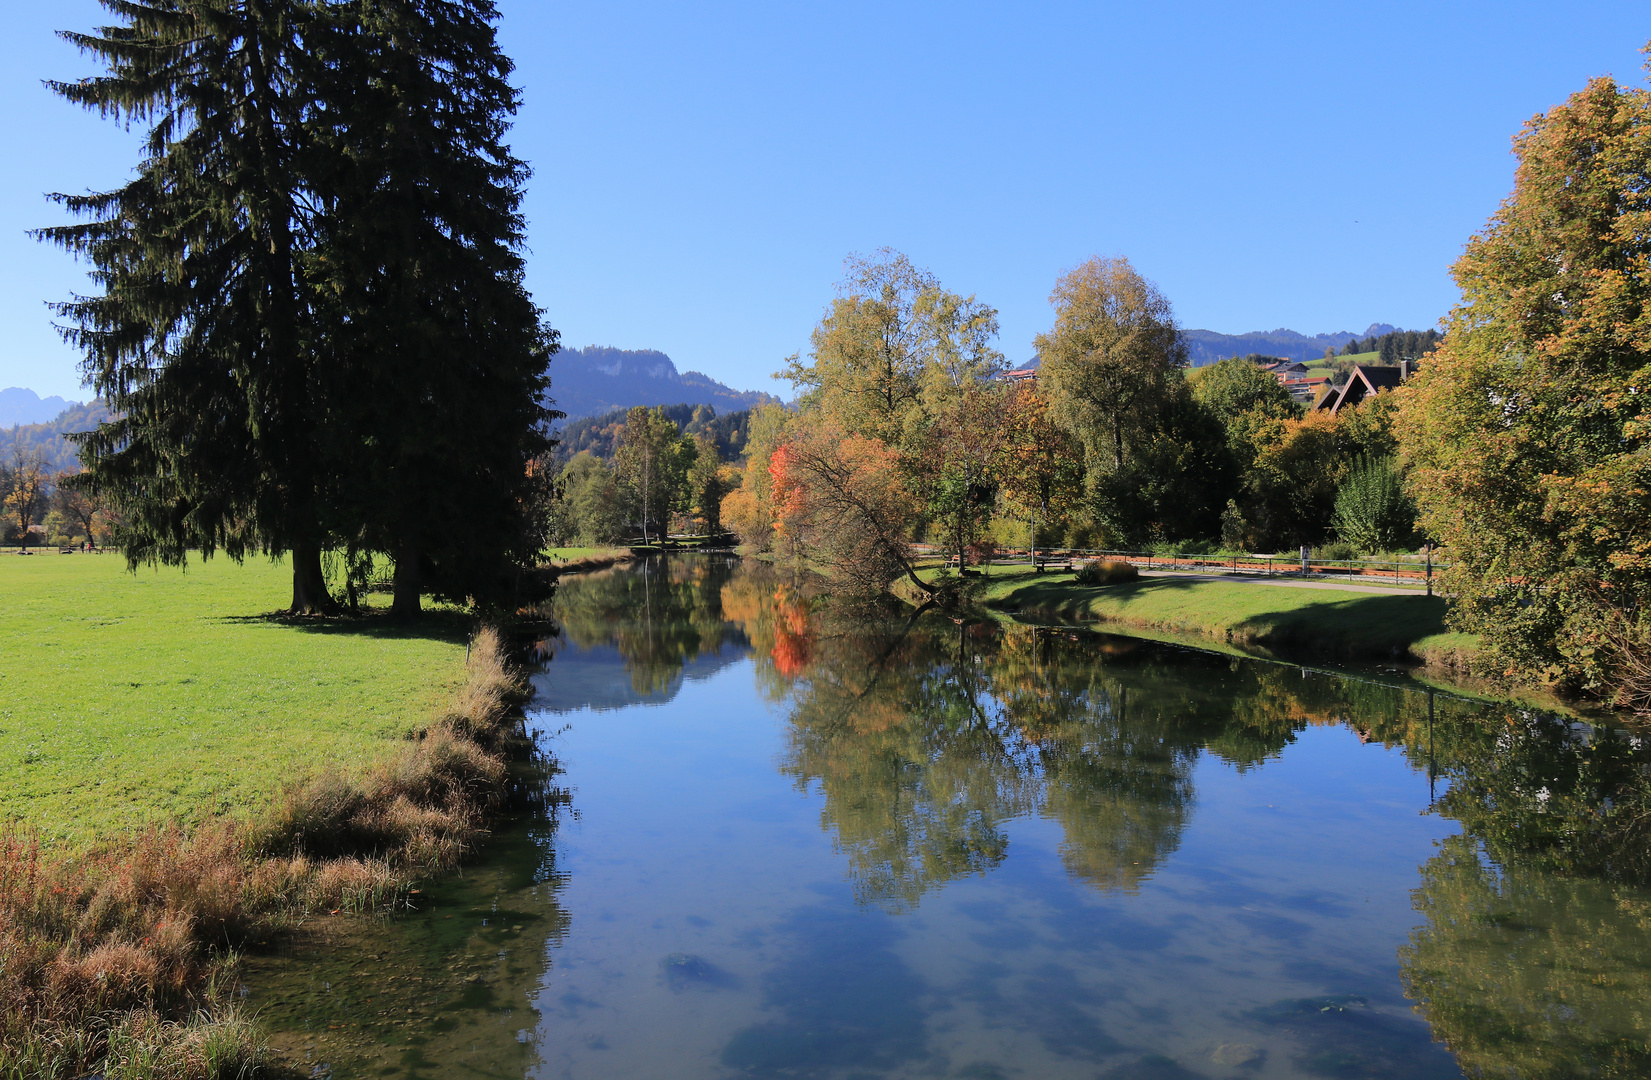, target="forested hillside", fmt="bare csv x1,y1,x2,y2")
556,403,750,462
0,400,112,472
